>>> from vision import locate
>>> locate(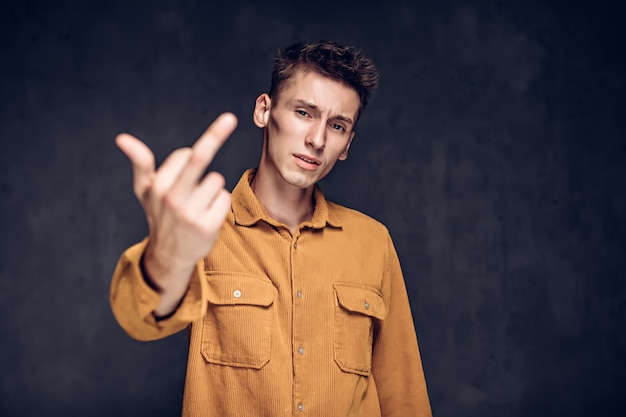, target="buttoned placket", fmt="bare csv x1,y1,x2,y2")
291,229,306,414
